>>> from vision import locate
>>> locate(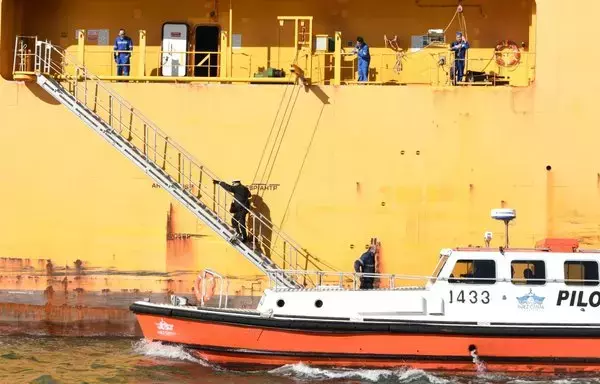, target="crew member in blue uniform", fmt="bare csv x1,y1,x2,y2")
354,246,376,289
353,36,370,82
450,31,469,84
113,29,133,76
213,179,251,243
